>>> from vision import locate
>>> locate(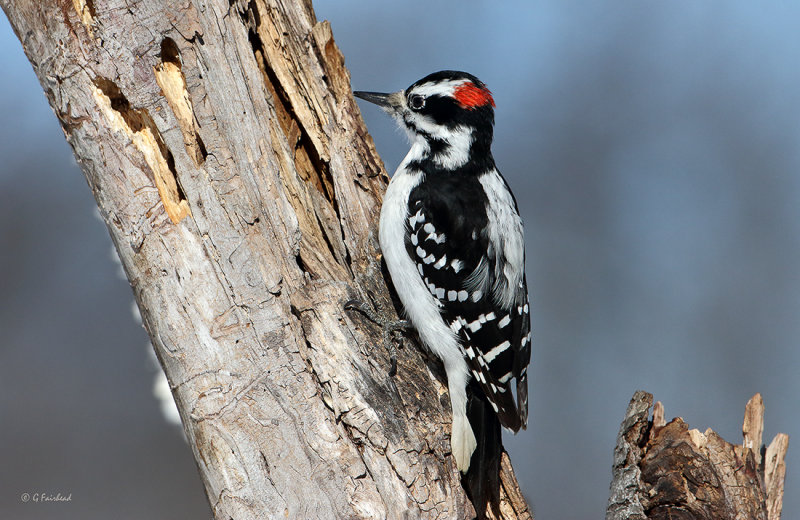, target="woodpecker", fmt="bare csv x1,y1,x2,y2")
353,70,531,485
